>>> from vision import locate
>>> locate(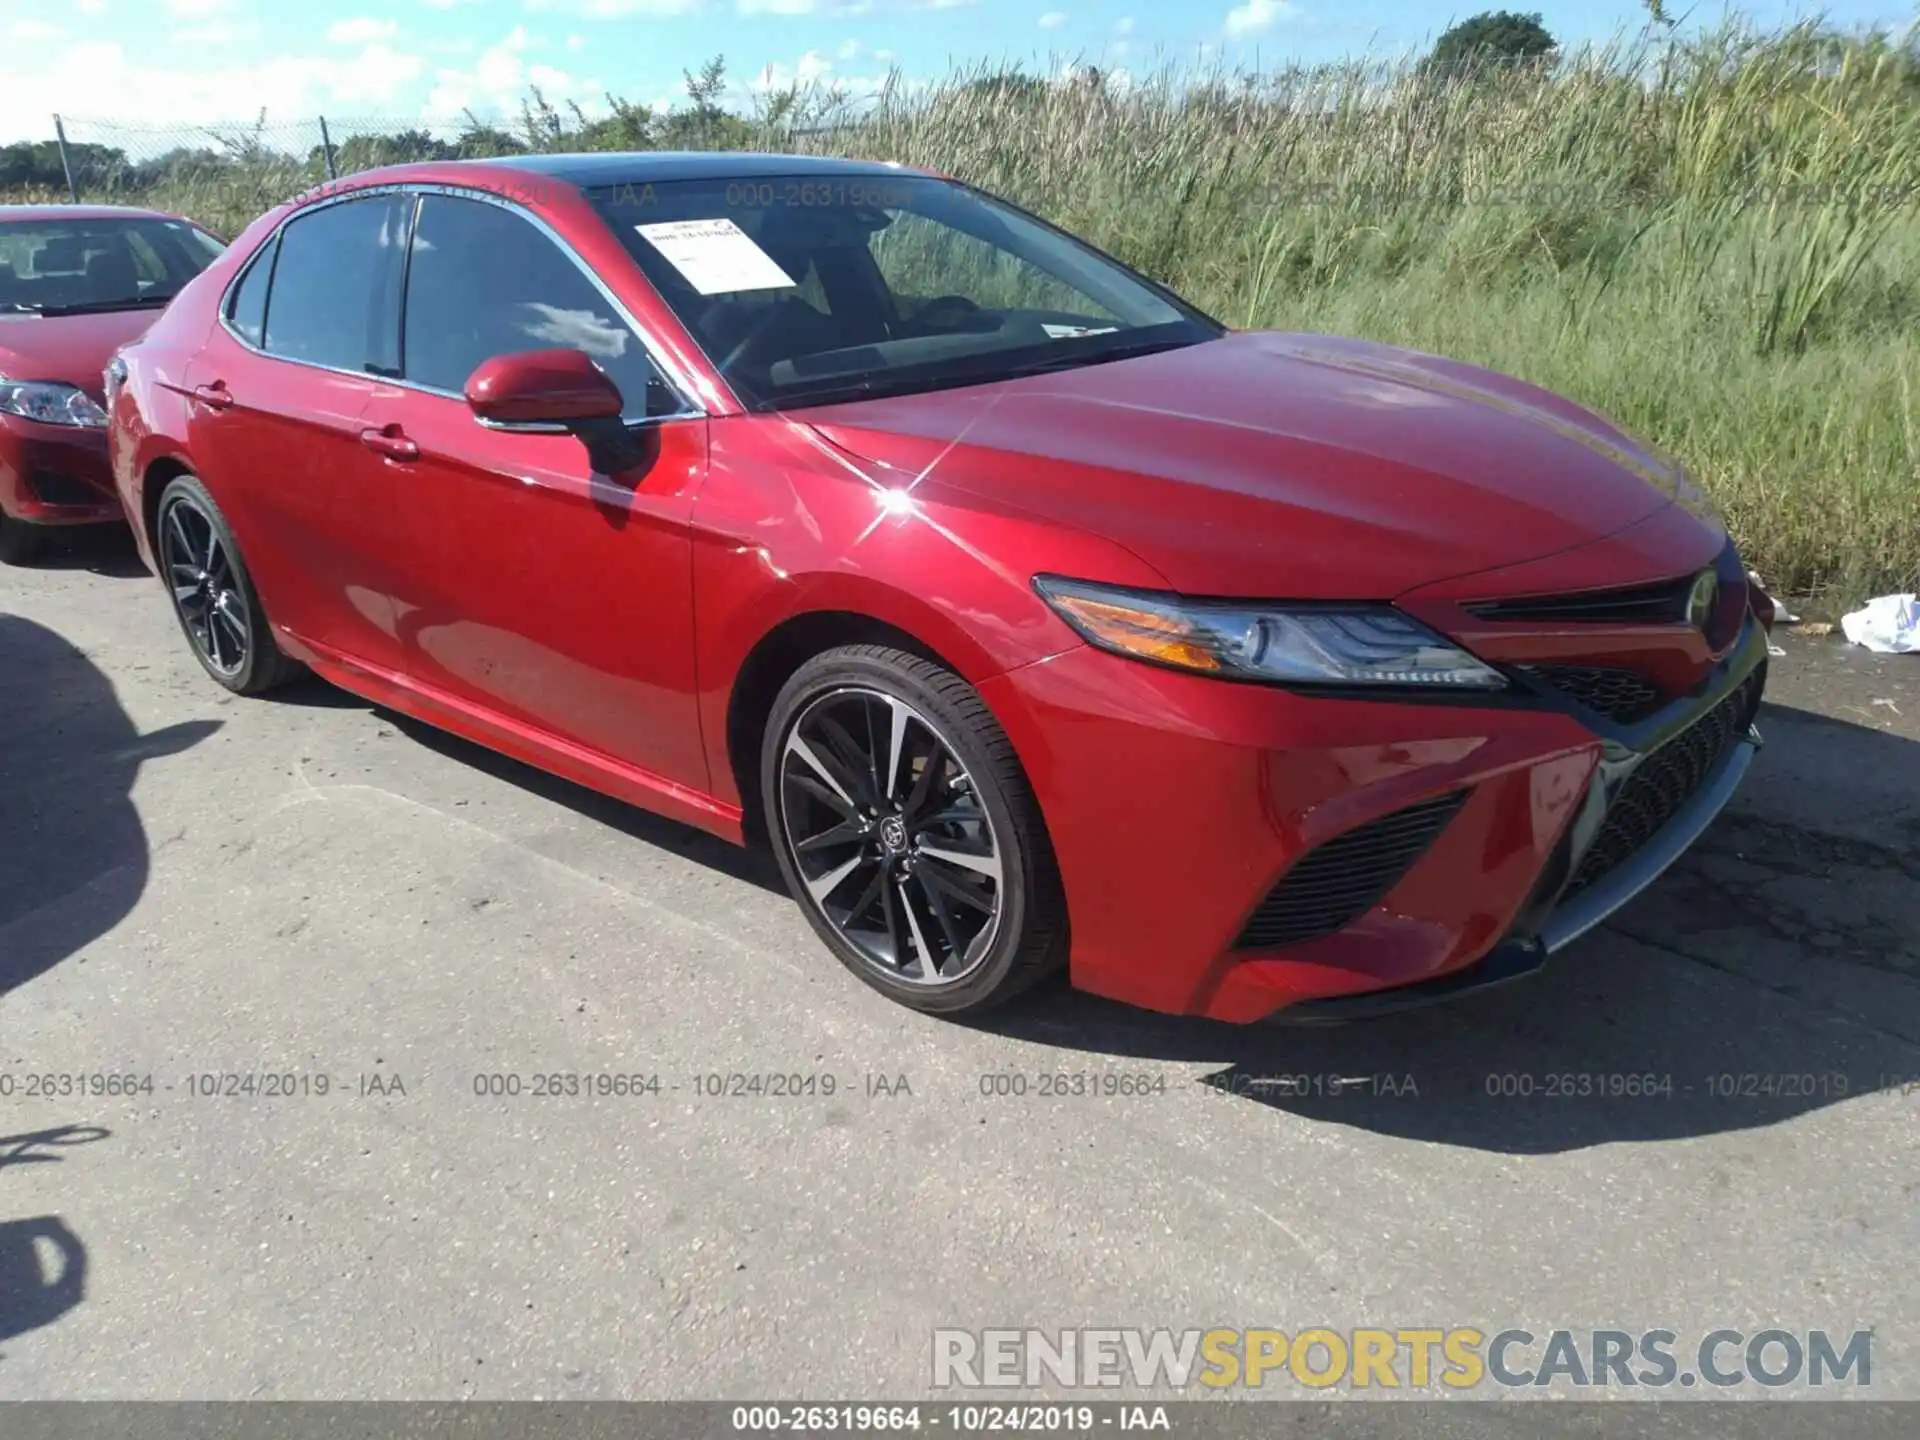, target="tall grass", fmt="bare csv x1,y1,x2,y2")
11,18,1918,603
